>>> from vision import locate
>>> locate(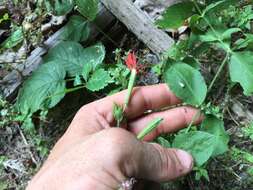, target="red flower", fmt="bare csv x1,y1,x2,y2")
125,52,137,70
